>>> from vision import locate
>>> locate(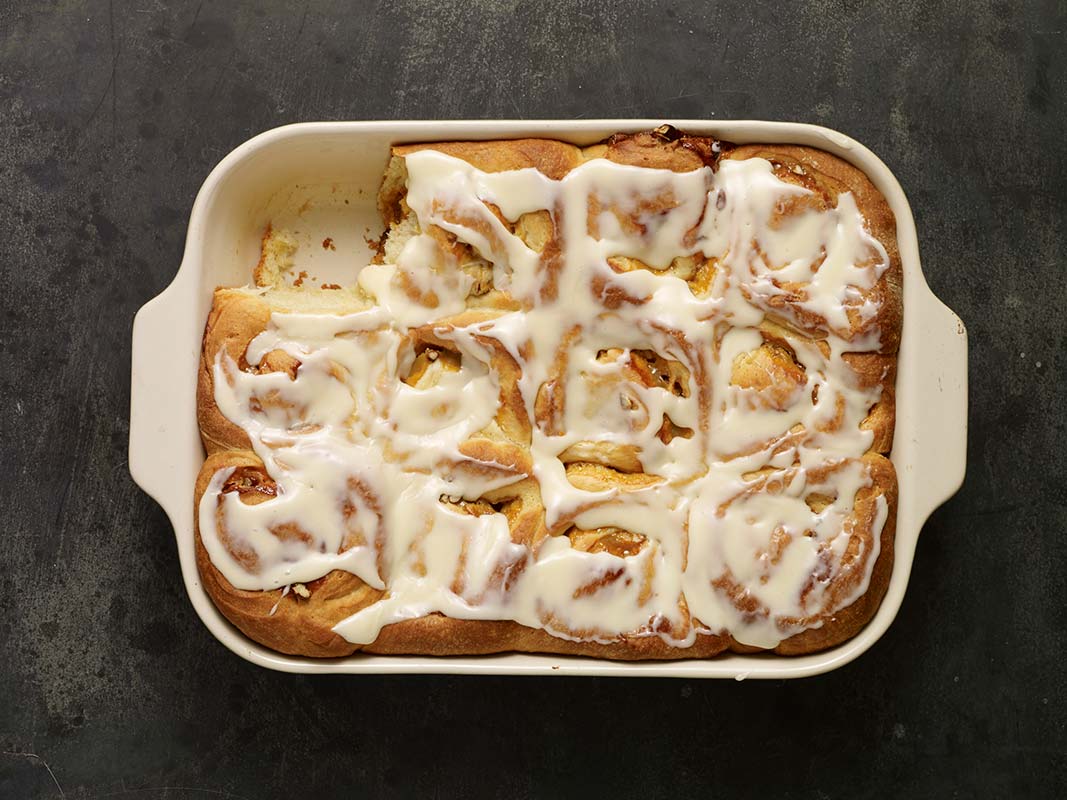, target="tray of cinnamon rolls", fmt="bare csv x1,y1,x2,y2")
130,121,967,677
